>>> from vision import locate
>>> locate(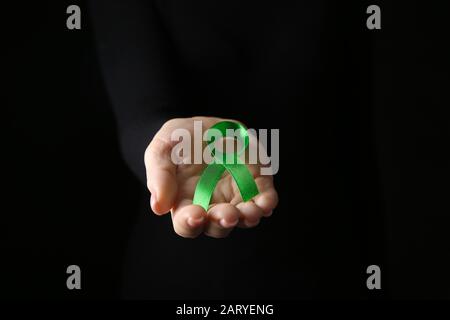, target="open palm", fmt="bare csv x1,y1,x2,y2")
145,117,278,238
